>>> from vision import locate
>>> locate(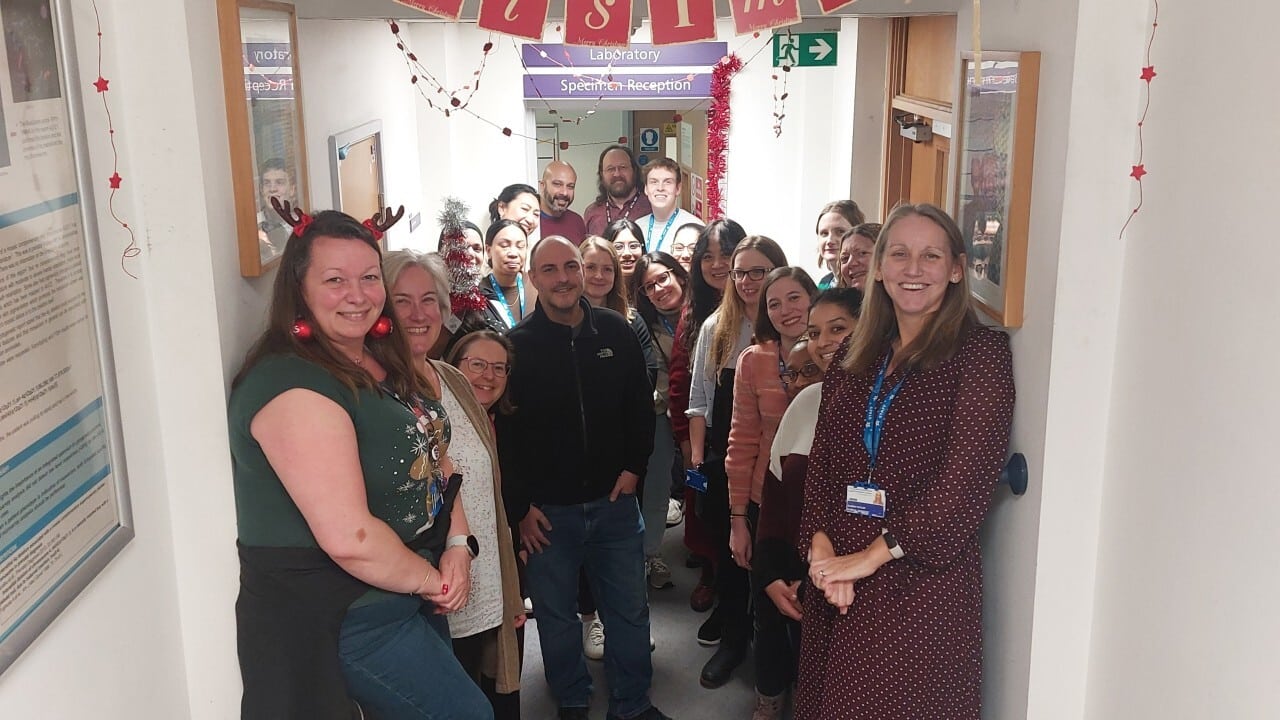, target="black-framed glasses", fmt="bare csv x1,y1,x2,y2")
640,270,675,296
458,357,510,378
779,362,822,385
731,267,769,281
